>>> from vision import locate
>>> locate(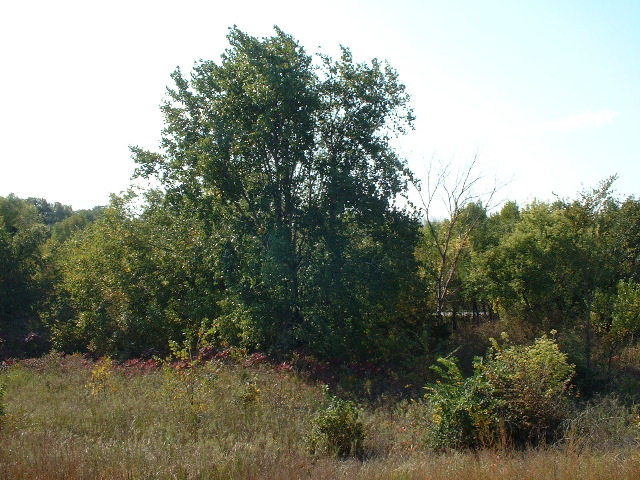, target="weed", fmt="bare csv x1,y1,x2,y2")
562,395,640,453
237,373,261,406
86,357,116,395
308,388,366,458
0,374,6,419
2,354,640,479
162,336,217,439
